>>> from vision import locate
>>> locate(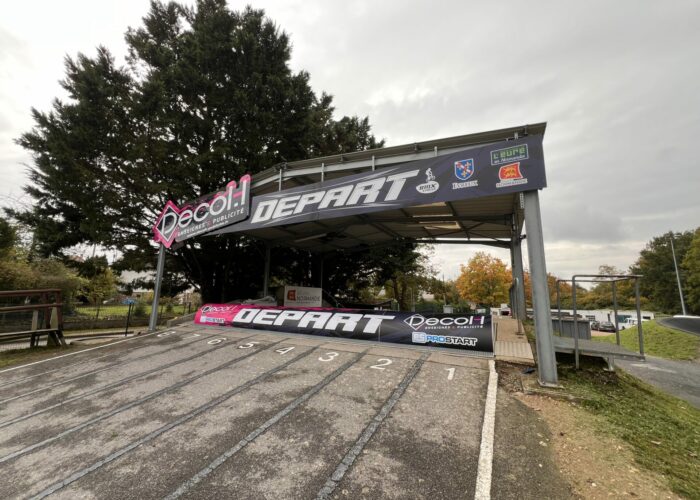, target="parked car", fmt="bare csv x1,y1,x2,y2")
590,320,600,331
598,321,617,333
619,318,649,330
